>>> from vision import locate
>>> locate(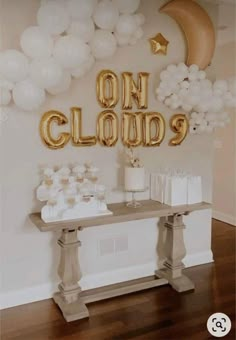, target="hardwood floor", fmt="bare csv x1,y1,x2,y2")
1,219,235,340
